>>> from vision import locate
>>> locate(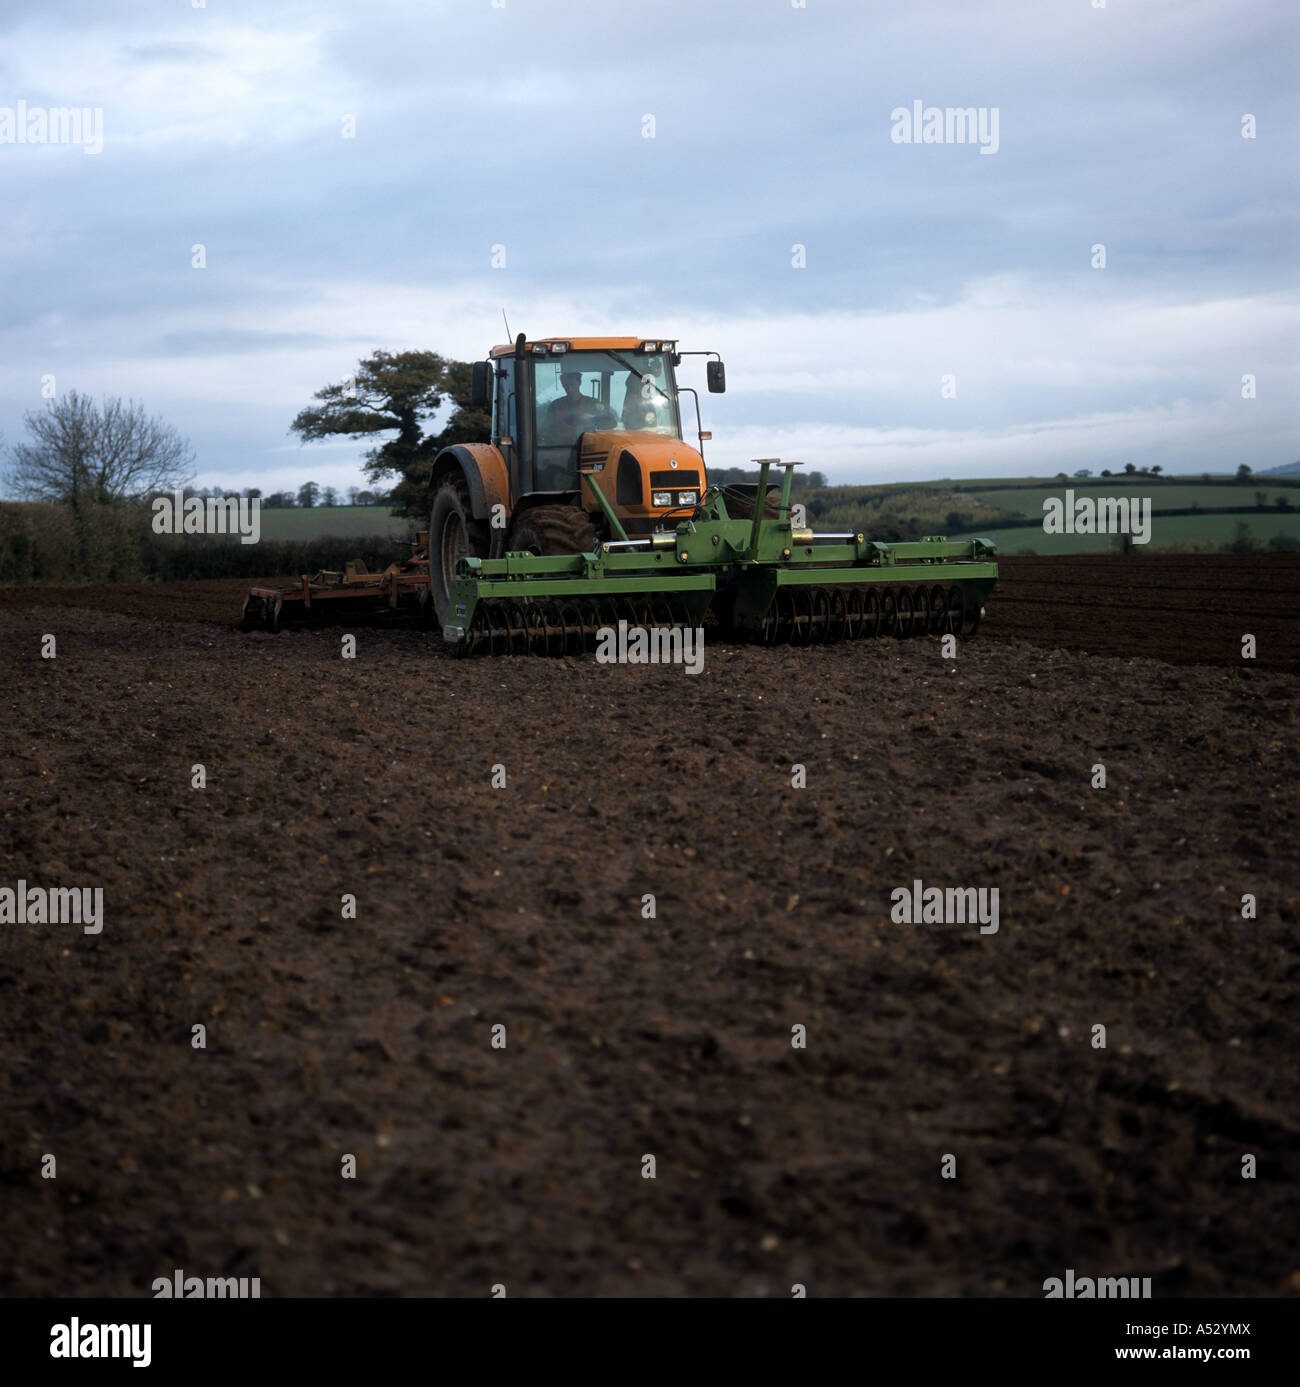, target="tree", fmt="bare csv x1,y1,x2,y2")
1074,469,1092,478
1100,469,1112,477
265,491,294,508
1228,522,1257,554
1150,465,1162,476
1236,464,1252,480
297,481,320,508
346,486,360,505
356,490,376,506
322,486,339,507
6,391,193,505
244,487,262,500
1277,495,1292,512
1123,462,1136,474
289,350,490,516
1255,491,1267,510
